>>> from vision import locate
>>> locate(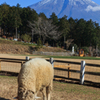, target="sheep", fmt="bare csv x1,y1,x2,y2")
17,58,54,100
